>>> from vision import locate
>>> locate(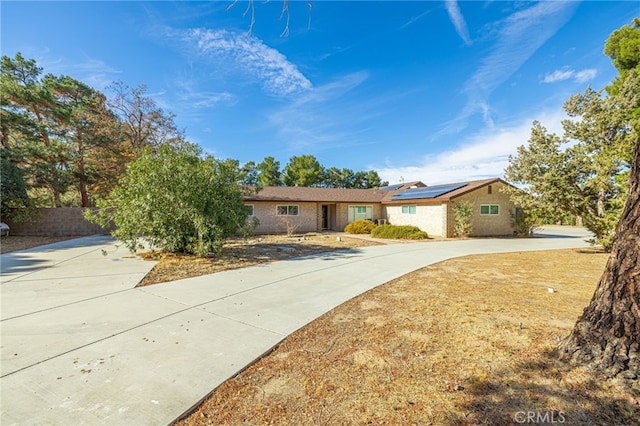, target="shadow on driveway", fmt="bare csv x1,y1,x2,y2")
0,235,117,279
533,226,593,240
